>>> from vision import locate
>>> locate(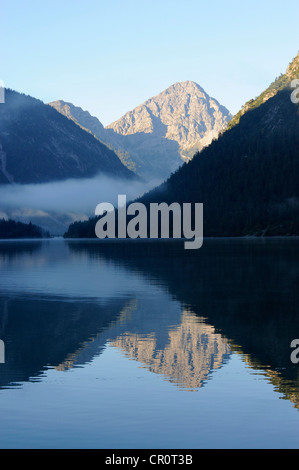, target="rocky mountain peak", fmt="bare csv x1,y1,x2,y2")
50,81,232,180
106,80,232,162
